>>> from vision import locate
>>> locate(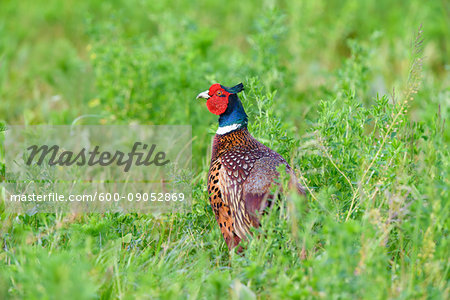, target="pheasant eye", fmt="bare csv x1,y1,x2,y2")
216,90,223,96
